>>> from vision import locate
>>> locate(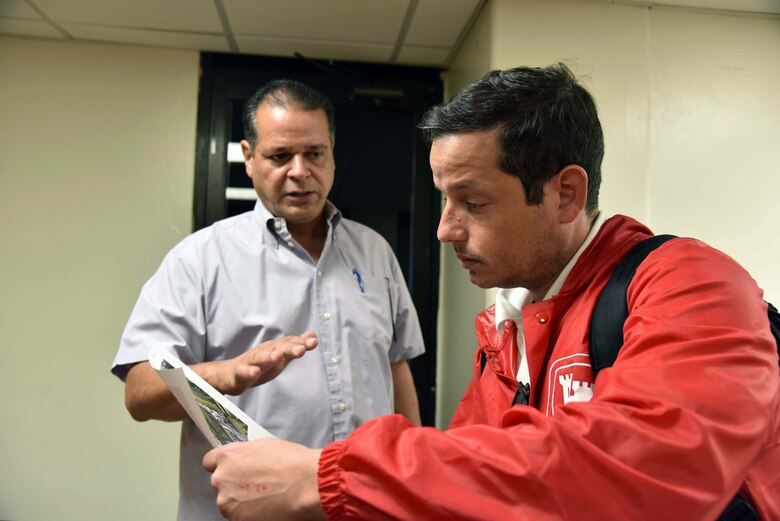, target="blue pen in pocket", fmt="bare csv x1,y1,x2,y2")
352,268,365,293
